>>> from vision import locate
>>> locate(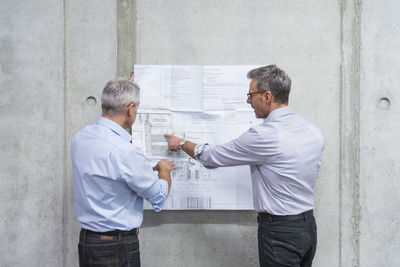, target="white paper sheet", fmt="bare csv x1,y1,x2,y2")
132,65,262,210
